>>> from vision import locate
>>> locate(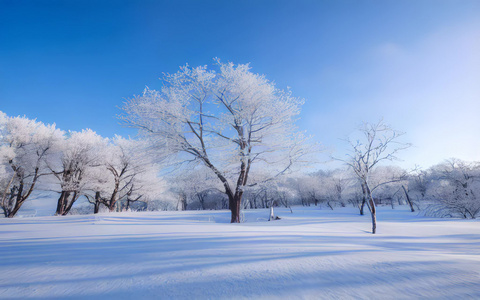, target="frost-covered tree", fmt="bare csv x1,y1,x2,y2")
84,136,165,213
429,159,480,219
121,60,312,222
367,165,408,207
85,137,158,213
168,166,222,211
291,173,322,207
242,181,269,209
120,165,168,211
408,170,429,201
321,169,352,209
0,113,63,217
339,120,410,234
47,129,104,216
